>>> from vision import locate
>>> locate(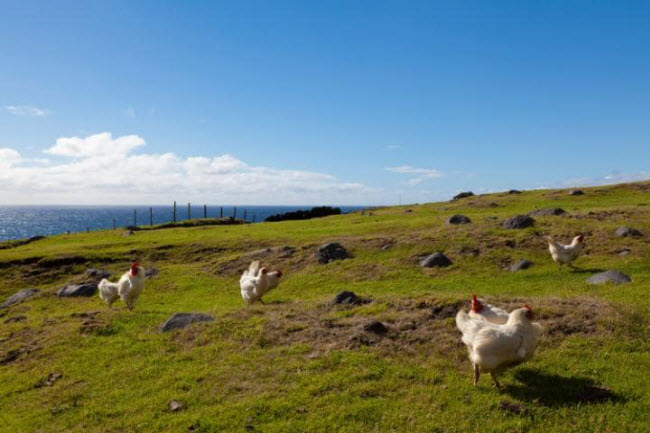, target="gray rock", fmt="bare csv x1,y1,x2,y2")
569,190,584,196
334,291,367,305
84,268,112,280
57,283,97,297
363,321,389,335
586,270,631,285
508,190,522,194
502,215,535,229
169,400,184,412
510,260,534,271
160,313,214,332
528,208,566,217
1,288,40,308
618,249,631,256
317,242,350,264
453,191,474,200
615,226,643,237
144,268,159,279
447,214,471,224
420,252,452,268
